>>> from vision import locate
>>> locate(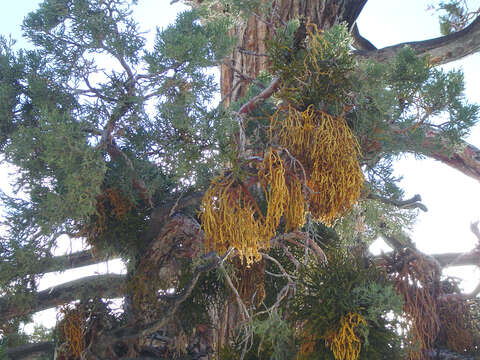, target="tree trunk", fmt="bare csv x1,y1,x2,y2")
221,0,368,105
